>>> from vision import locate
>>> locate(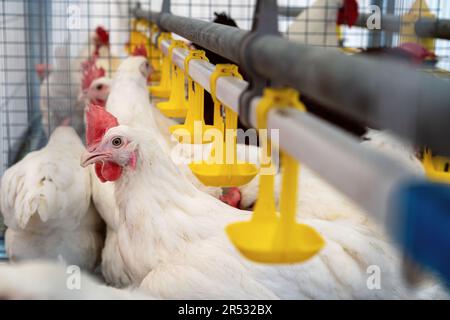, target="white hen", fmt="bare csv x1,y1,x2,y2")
89,57,259,286
79,55,112,109
106,56,222,197
362,129,424,174
81,120,445,299
75,26,121,79
88,56,217,287
0,126,104,270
